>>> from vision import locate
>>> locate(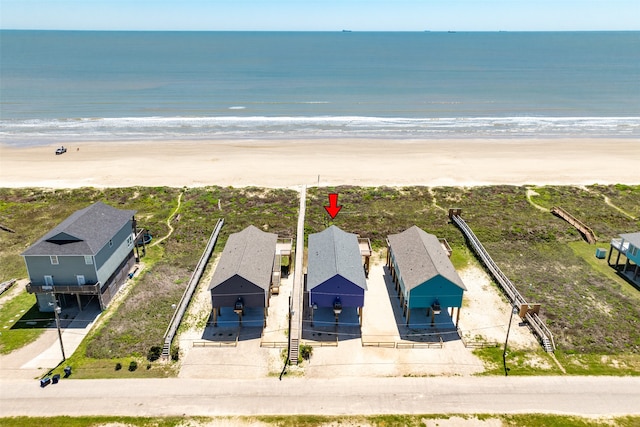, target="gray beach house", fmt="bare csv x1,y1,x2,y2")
208,225,278,326
22,202,138,312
